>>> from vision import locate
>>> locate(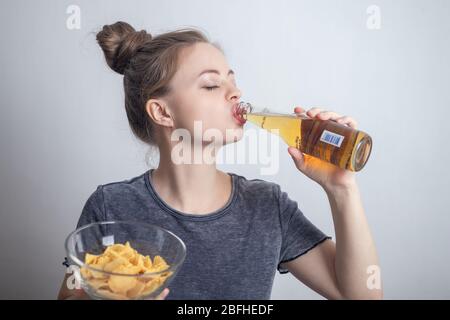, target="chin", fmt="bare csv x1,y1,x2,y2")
223,127,244,144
